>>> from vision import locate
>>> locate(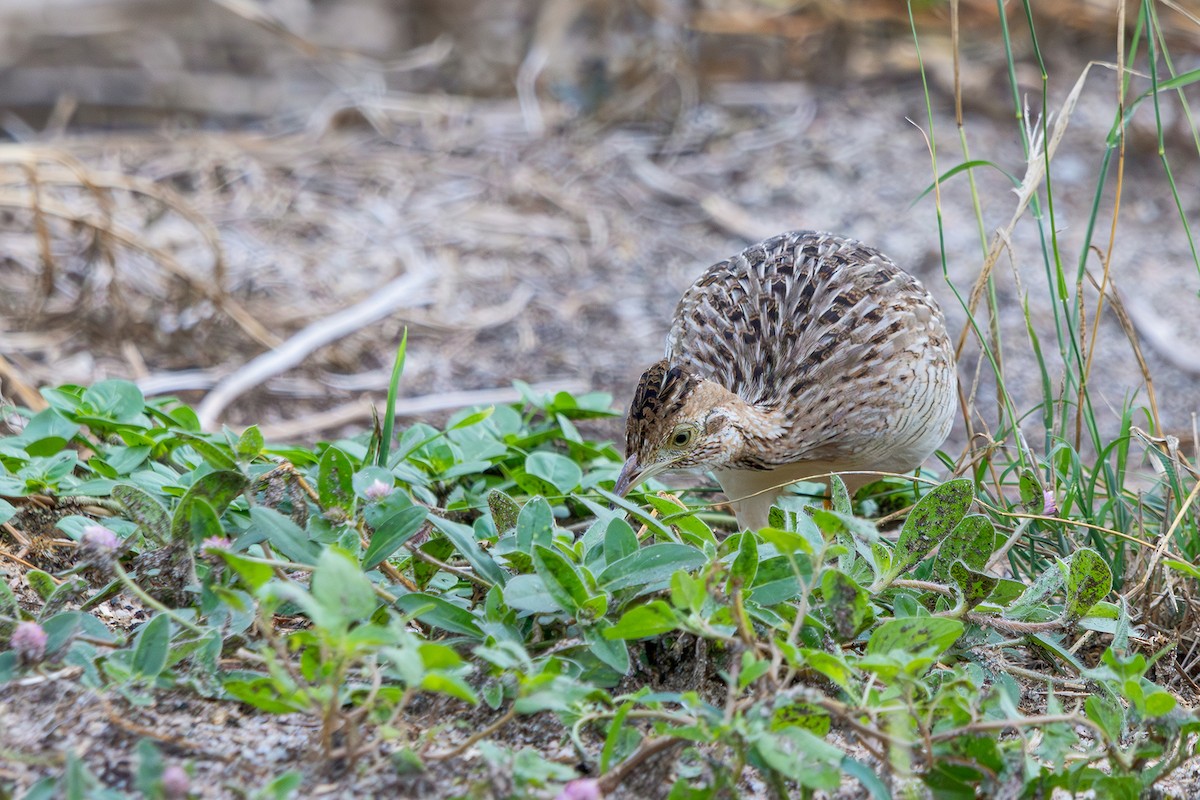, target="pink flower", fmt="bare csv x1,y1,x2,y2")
162,764,190,799
1042,490,1058,517
10,621,48,665
364,478,394,501
79,524,120,573
201,536,232,553
555,779,602,800
81,525,119,551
